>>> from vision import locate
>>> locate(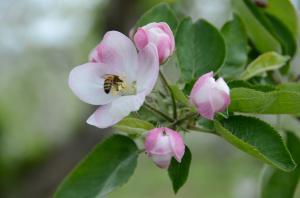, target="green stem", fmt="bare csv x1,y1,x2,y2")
171,112,198,127
159,70,178,120
144,102,173,122
188,126,216,134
